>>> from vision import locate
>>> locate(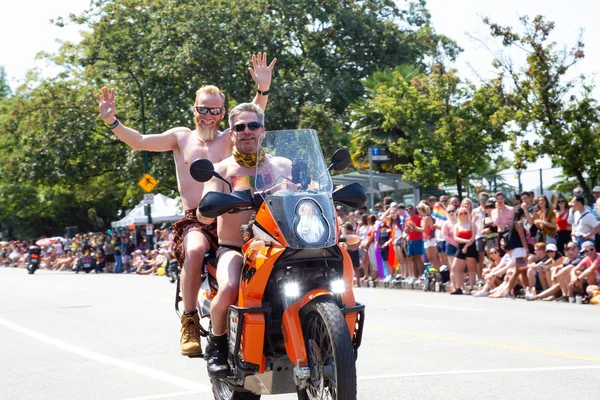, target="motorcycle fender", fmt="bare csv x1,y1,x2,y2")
281,289,332,367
